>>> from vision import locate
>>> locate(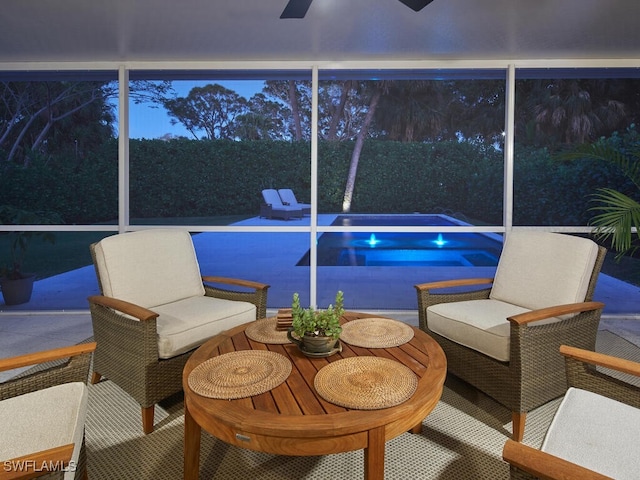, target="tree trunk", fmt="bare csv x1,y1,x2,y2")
328,80,352,141
342,88,382,212
288,80,302,141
